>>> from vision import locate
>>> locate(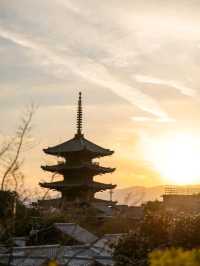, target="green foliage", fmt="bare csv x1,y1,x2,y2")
149,248,200,266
